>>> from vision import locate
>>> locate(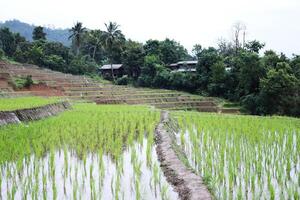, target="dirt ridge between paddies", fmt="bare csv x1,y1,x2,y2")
0,101,71,126
155,111,212,200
